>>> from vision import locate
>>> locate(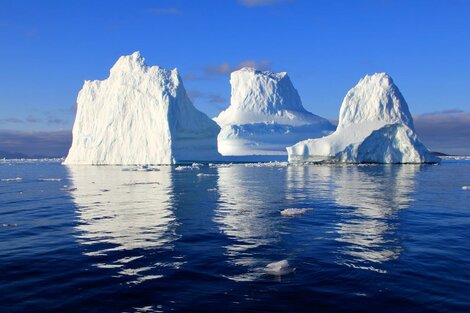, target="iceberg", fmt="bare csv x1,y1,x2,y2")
214,68,334,156
287,73,439,163
64,52,221,165
264,260,294,275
